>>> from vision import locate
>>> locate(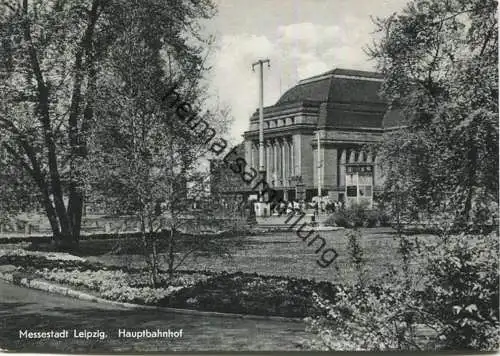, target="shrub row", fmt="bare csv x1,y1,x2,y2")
0,254,109,272
159,271,339,318
324,205,391,228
